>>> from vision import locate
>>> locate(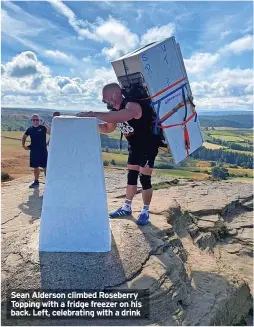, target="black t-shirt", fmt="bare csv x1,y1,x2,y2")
116,98,158,149
25,125,47,152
